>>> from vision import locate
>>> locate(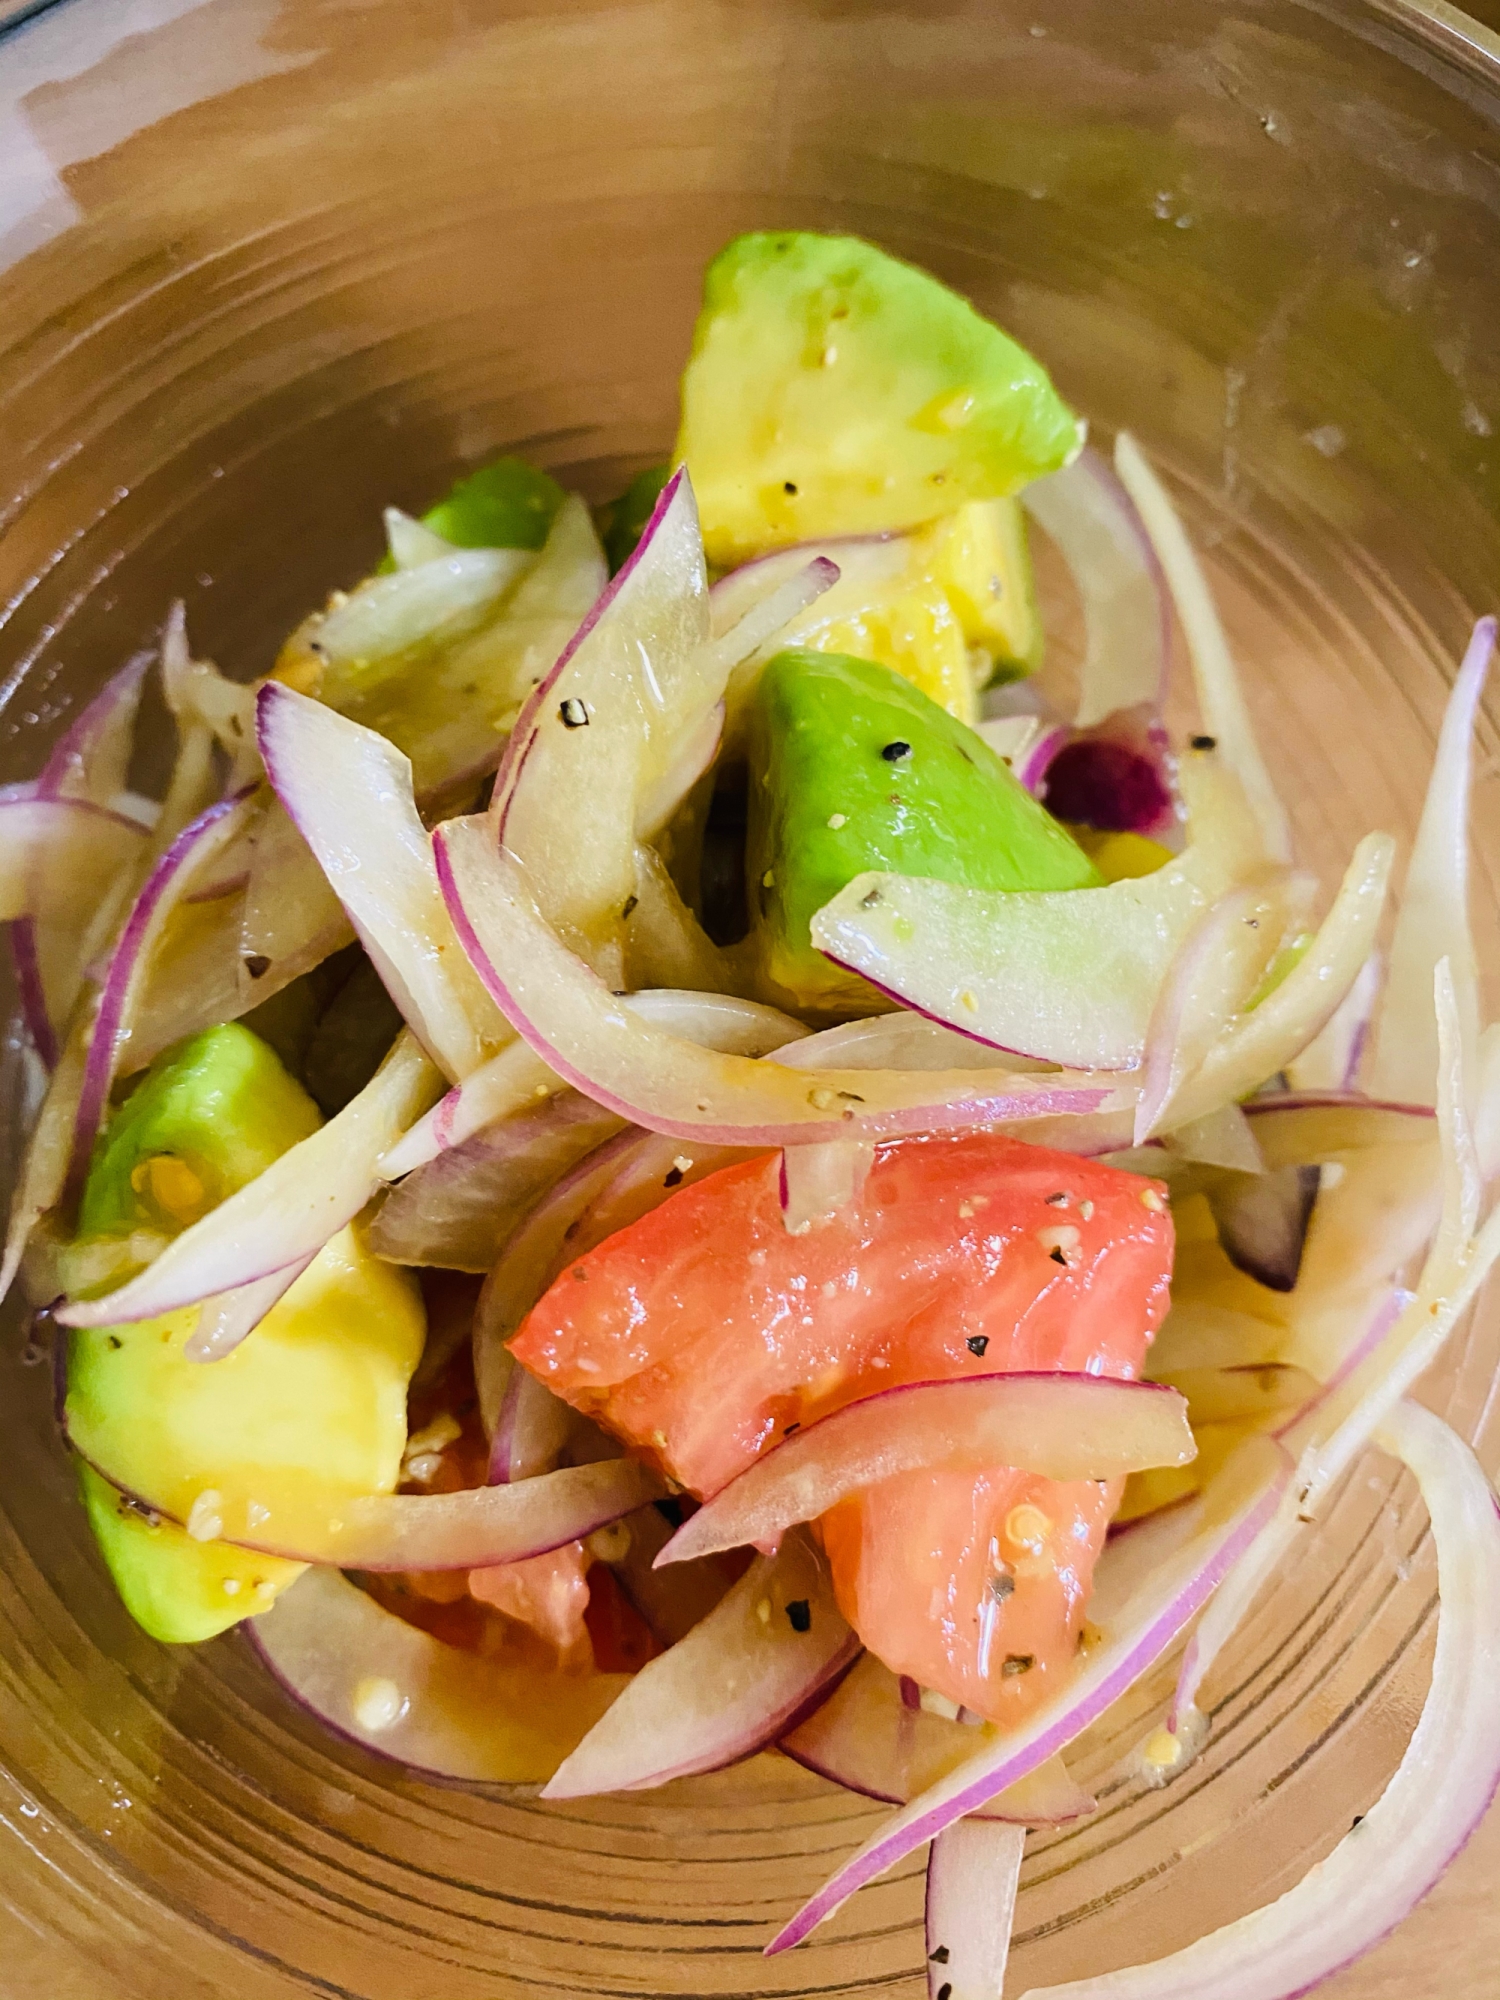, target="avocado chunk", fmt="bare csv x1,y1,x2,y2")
676,232,1082,567
746,649,1100,1013
419,455,563,553
79,1461,303,1645
67,1026,425,1644
599,463,670,574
